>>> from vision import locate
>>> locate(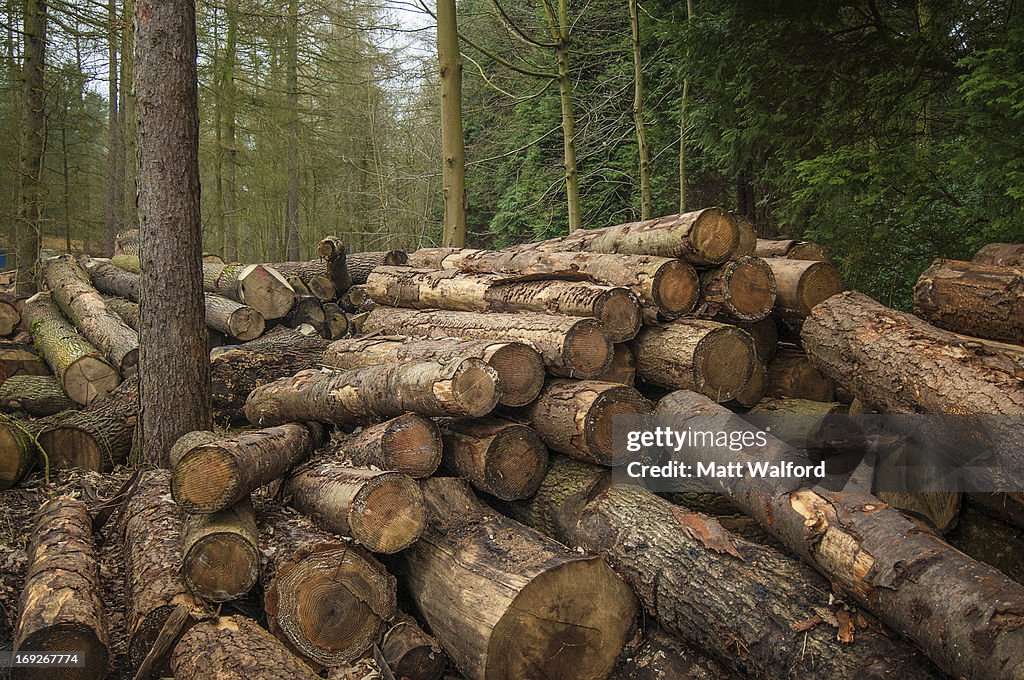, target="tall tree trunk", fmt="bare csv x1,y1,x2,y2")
106,0,123,256
437,0,467,247
629,0,650,219
120,0,137,231
284,0,301,261
222,0,238,262
679,0,693,213
541,0,581,232
16,0,46,296
134,0,212,466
